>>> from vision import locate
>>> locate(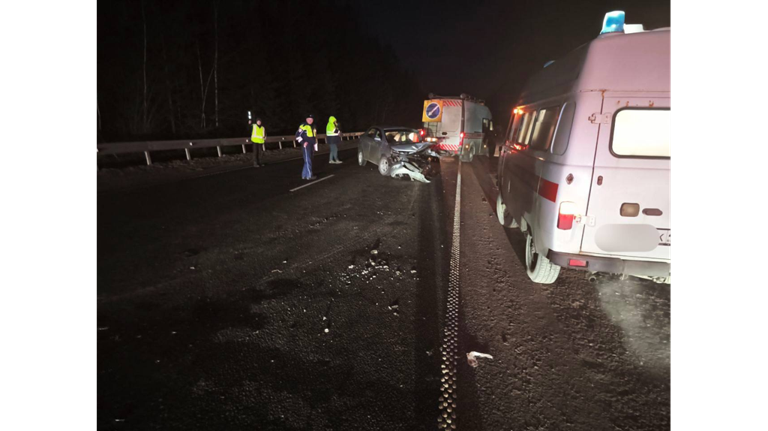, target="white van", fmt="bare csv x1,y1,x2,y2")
422,94,494,162
496,14,670,284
